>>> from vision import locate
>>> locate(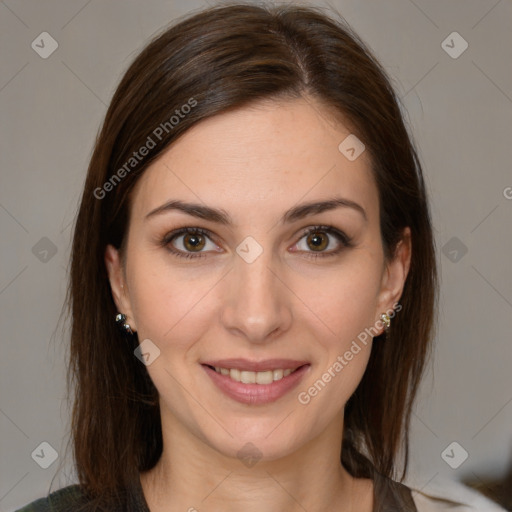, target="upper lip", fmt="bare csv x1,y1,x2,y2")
201,358,310,372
